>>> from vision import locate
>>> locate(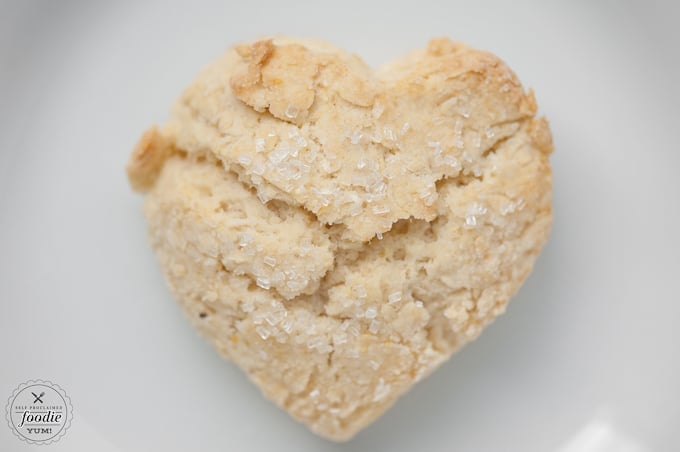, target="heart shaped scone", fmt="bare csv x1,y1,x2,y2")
127,37,552,441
